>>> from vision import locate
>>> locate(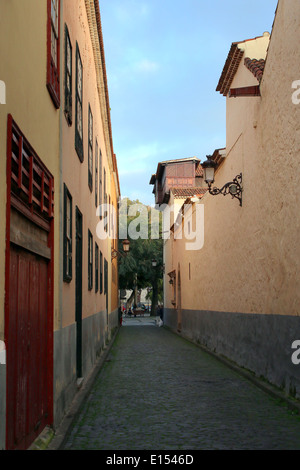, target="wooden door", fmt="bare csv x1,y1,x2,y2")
5,114,54,450
6,245,49,450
